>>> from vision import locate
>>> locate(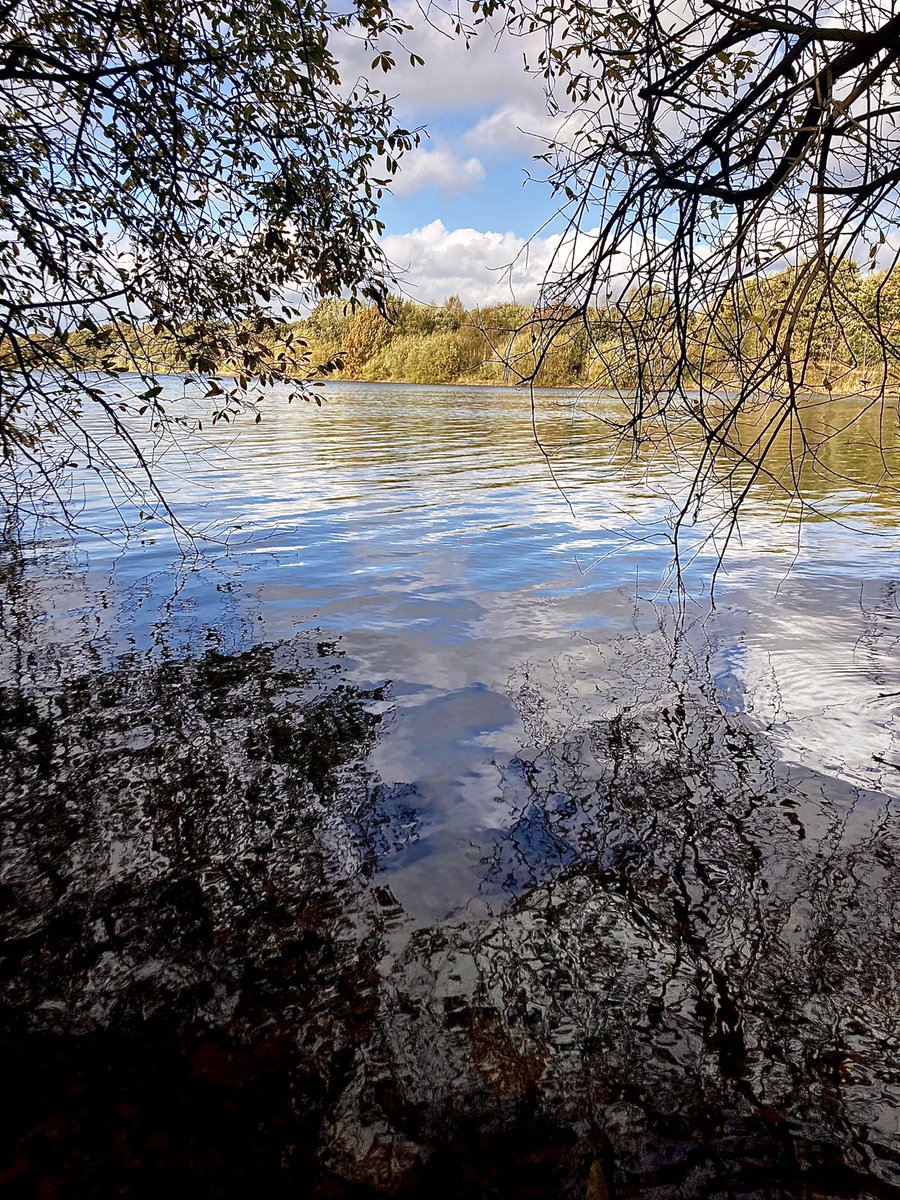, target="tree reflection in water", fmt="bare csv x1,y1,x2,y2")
404,631,900,1197
1,595,899,1198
